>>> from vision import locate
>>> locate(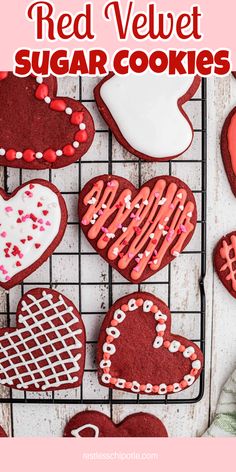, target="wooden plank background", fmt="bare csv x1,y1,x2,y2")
0,75,235,437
